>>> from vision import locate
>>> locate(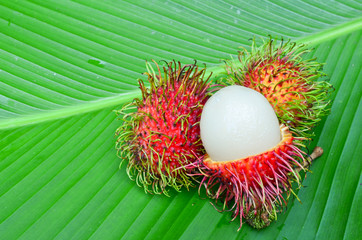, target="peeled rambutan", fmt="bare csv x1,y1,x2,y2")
191,85,309,230
115,61,212,195
224,39,333,138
